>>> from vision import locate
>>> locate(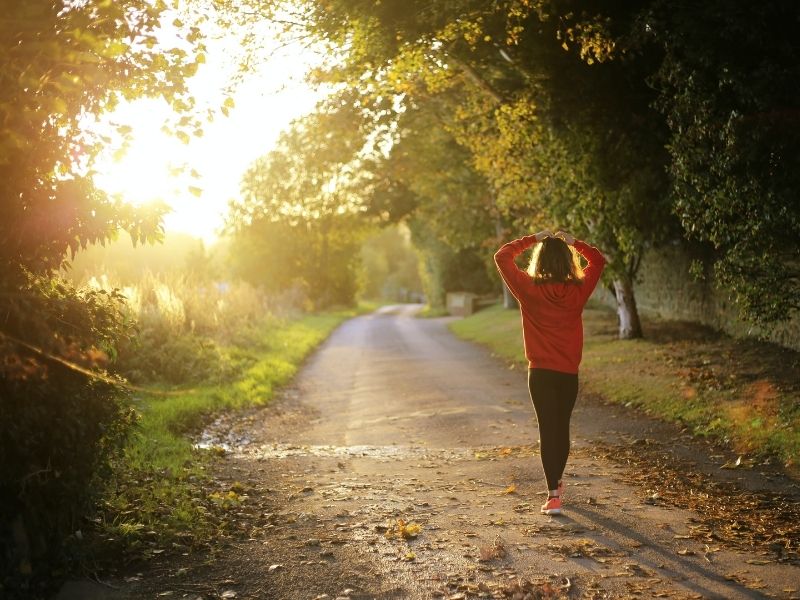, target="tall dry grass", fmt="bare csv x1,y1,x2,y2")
85,272,308,384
